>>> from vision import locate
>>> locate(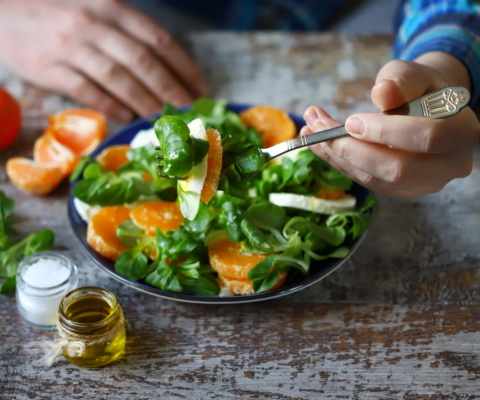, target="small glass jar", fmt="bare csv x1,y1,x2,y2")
58,287,126,368
16,251,78,329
